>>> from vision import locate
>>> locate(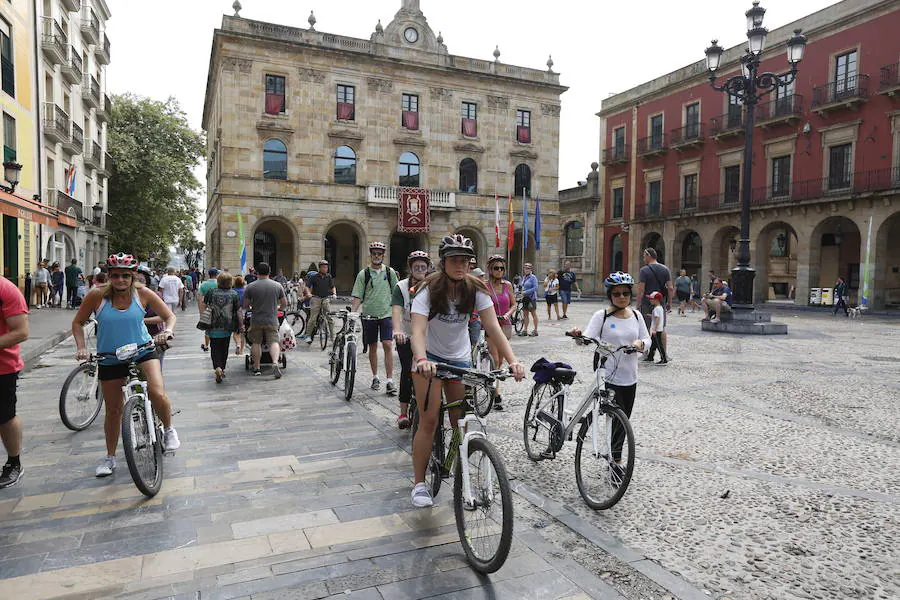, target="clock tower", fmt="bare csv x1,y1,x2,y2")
382,0,442,52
